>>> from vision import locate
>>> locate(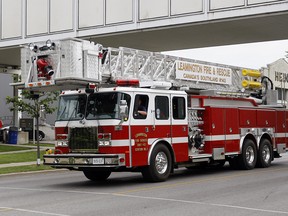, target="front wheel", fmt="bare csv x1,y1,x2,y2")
142,144,172,182
257,139,272,168
83,170,111,181
238,139,257,170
